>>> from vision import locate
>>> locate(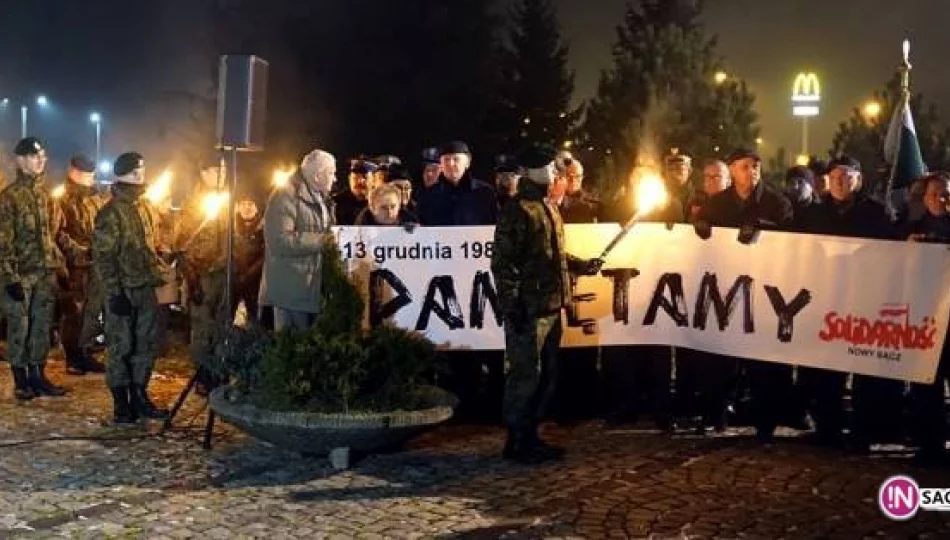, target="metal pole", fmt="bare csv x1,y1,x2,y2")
802,117,809,157
95,122,101,174
20,106,27,138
